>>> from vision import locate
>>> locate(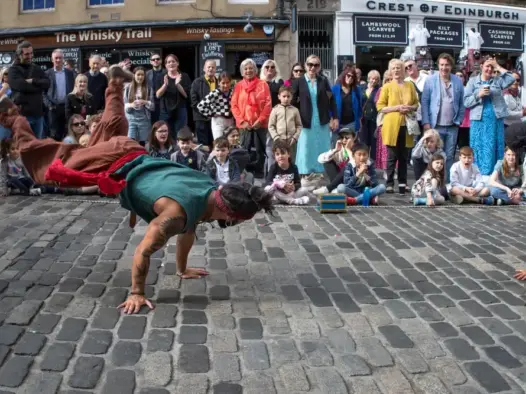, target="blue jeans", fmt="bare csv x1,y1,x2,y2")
27,116,45,139
127,117,151,142
437,125,458,181
337,184,386,203
160,105,187,140
490,187,524,204
0,125,11,140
